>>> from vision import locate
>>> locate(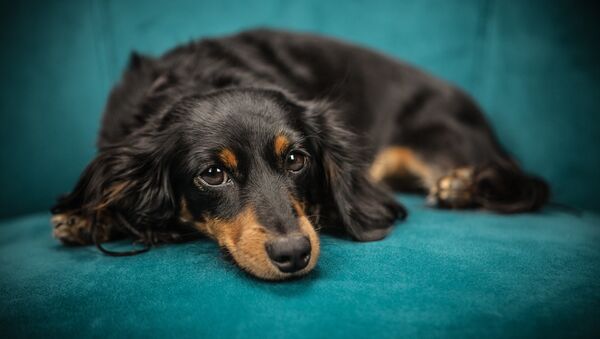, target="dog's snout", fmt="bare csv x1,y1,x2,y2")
265,235,311,273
